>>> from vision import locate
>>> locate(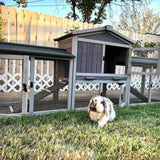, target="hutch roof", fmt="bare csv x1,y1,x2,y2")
55,25,135,45
0,41,74,59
